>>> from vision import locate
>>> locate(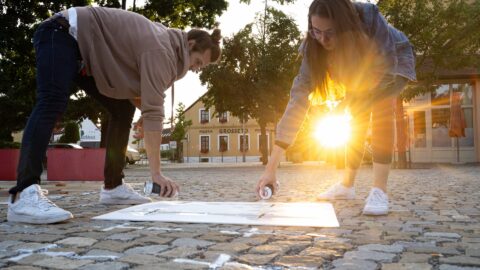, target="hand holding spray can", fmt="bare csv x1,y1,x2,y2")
258,181,278,200
144,181,178,197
